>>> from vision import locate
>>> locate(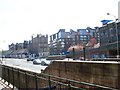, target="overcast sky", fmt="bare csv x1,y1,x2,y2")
0,0,120,50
